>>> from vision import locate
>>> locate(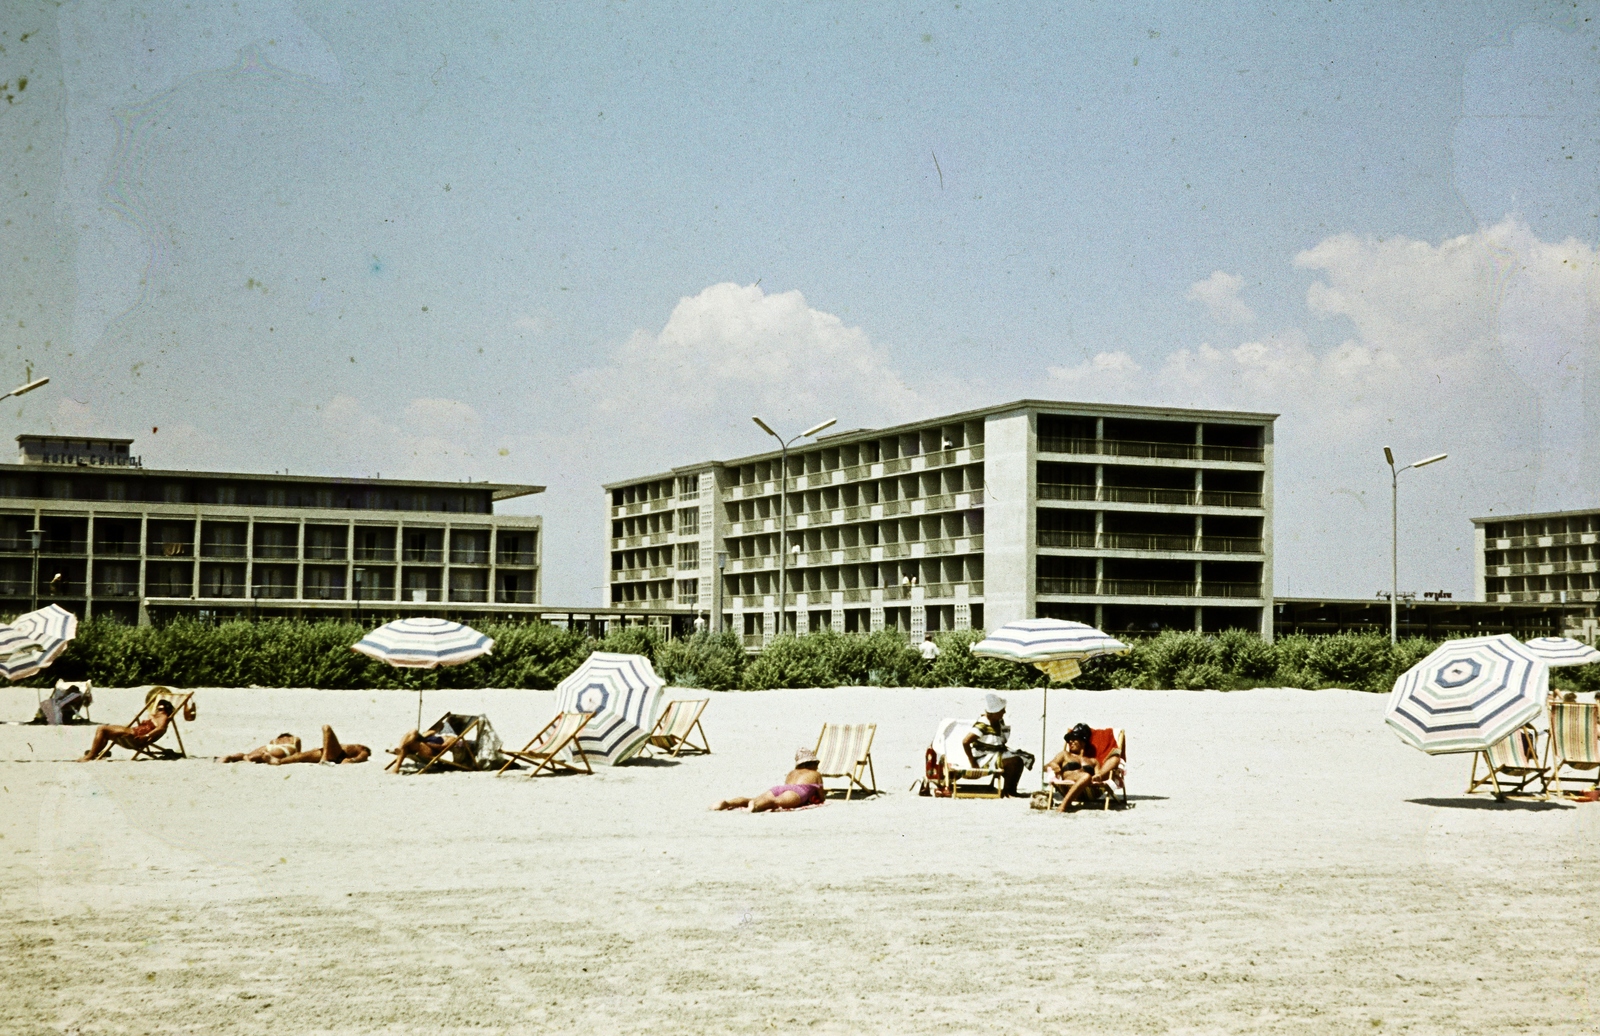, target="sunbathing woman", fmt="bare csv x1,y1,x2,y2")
387,717,457,772
272,725,371,765
79,700,174,761
713,747,826,812
220,733,301,764
1044,723,1120,812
